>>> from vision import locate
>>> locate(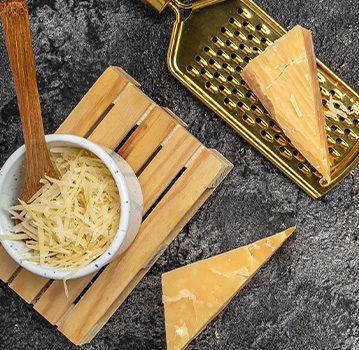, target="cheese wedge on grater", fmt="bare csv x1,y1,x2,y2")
241,25,331,182
161,227,295,350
